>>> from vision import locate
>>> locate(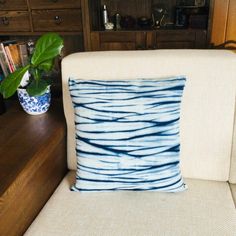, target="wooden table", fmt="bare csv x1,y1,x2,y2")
0,100,68,236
